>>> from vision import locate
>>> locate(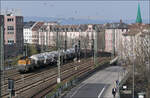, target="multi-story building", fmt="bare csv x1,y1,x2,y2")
38,22,58,46
1,13,24,58
31,22,44,45
39,24,104,51
104,20,128,55
23,21,36,44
